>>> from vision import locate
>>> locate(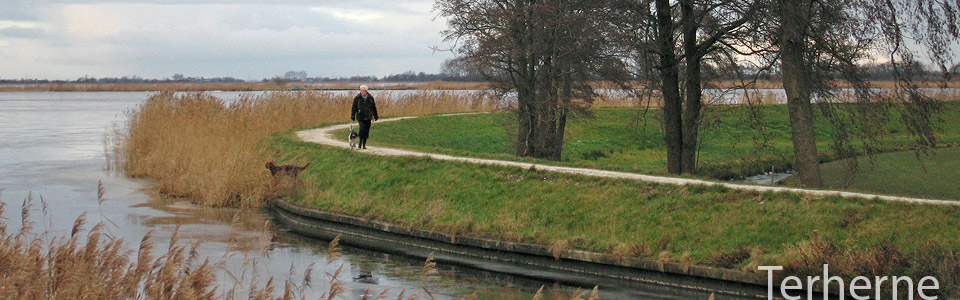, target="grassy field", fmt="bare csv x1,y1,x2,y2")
271,130,960,296
814,147,960,200
356,103,960,194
